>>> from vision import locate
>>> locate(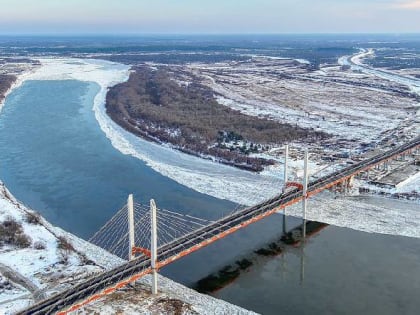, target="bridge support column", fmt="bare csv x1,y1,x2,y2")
283,145,289,234
128,194,135,261
302,150,309,239
344,176,354,194
150,199,158,295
